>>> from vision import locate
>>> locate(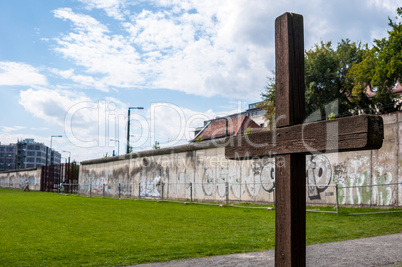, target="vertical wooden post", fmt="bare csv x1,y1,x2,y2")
274,13,306,266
